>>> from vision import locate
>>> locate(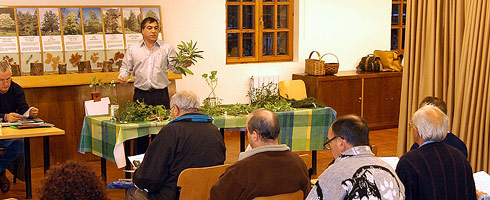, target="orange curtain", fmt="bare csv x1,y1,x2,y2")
398,0,490,172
